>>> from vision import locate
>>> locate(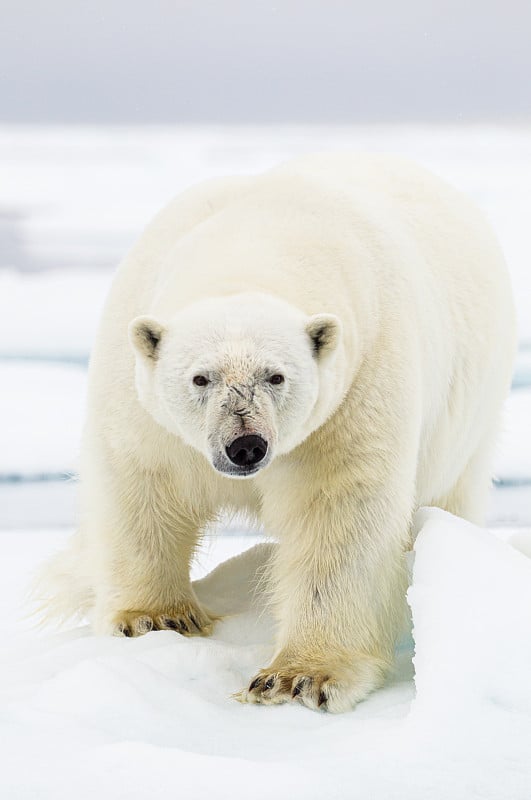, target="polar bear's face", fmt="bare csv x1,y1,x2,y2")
129,293,341,478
